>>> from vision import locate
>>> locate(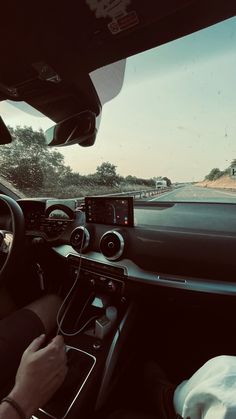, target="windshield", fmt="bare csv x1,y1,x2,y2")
0,16,236,202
